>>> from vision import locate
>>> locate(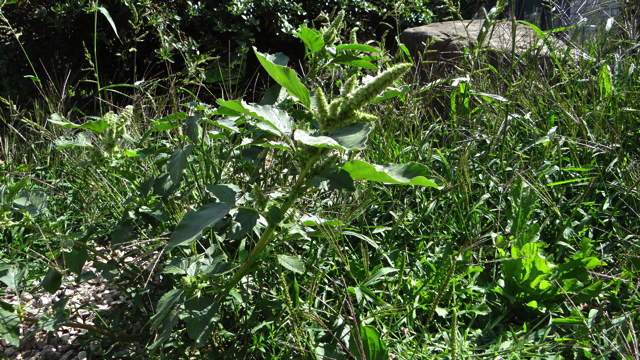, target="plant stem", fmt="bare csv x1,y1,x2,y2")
222,153,319,294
